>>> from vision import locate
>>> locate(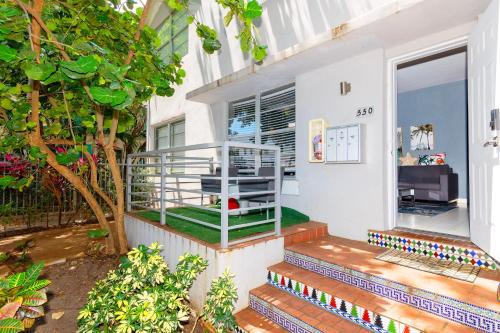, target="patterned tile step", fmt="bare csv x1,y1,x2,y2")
249,284,368,332
368,230,497,270
267,263,423,333
284,248,500,333
234,308,287,333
